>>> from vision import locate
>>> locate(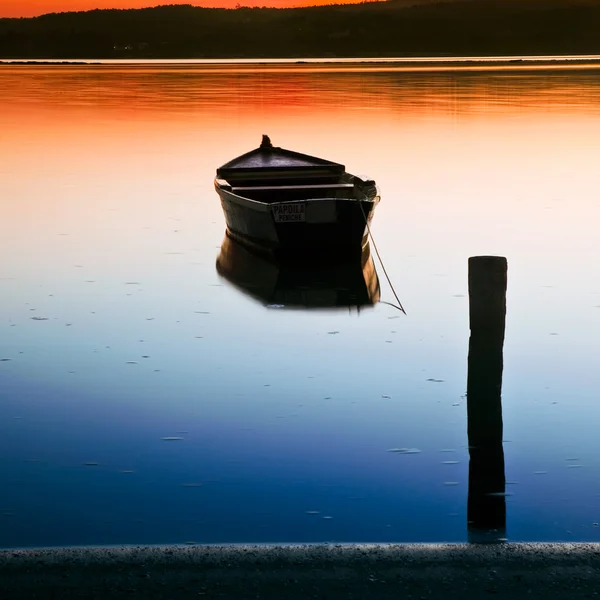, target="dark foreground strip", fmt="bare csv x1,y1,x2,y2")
2,543,600,599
